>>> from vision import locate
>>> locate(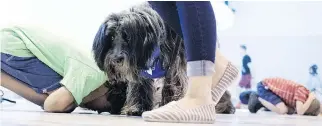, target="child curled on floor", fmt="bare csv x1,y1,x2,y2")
0,26,119,113
247,77,320,116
